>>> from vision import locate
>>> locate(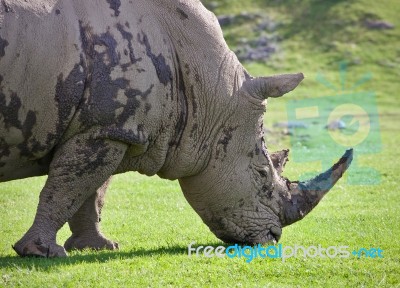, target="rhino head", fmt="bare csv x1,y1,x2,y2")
178,73,353,245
